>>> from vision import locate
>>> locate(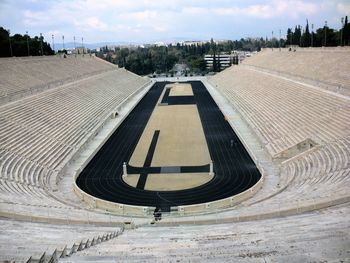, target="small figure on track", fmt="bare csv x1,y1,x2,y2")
153,207,162,222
